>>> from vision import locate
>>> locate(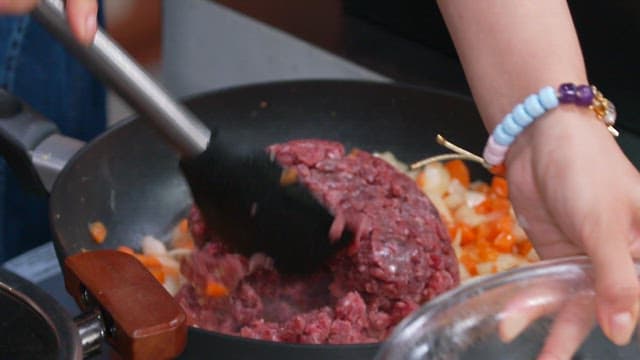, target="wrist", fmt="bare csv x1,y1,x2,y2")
504,106,618,173
482,83,618,171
